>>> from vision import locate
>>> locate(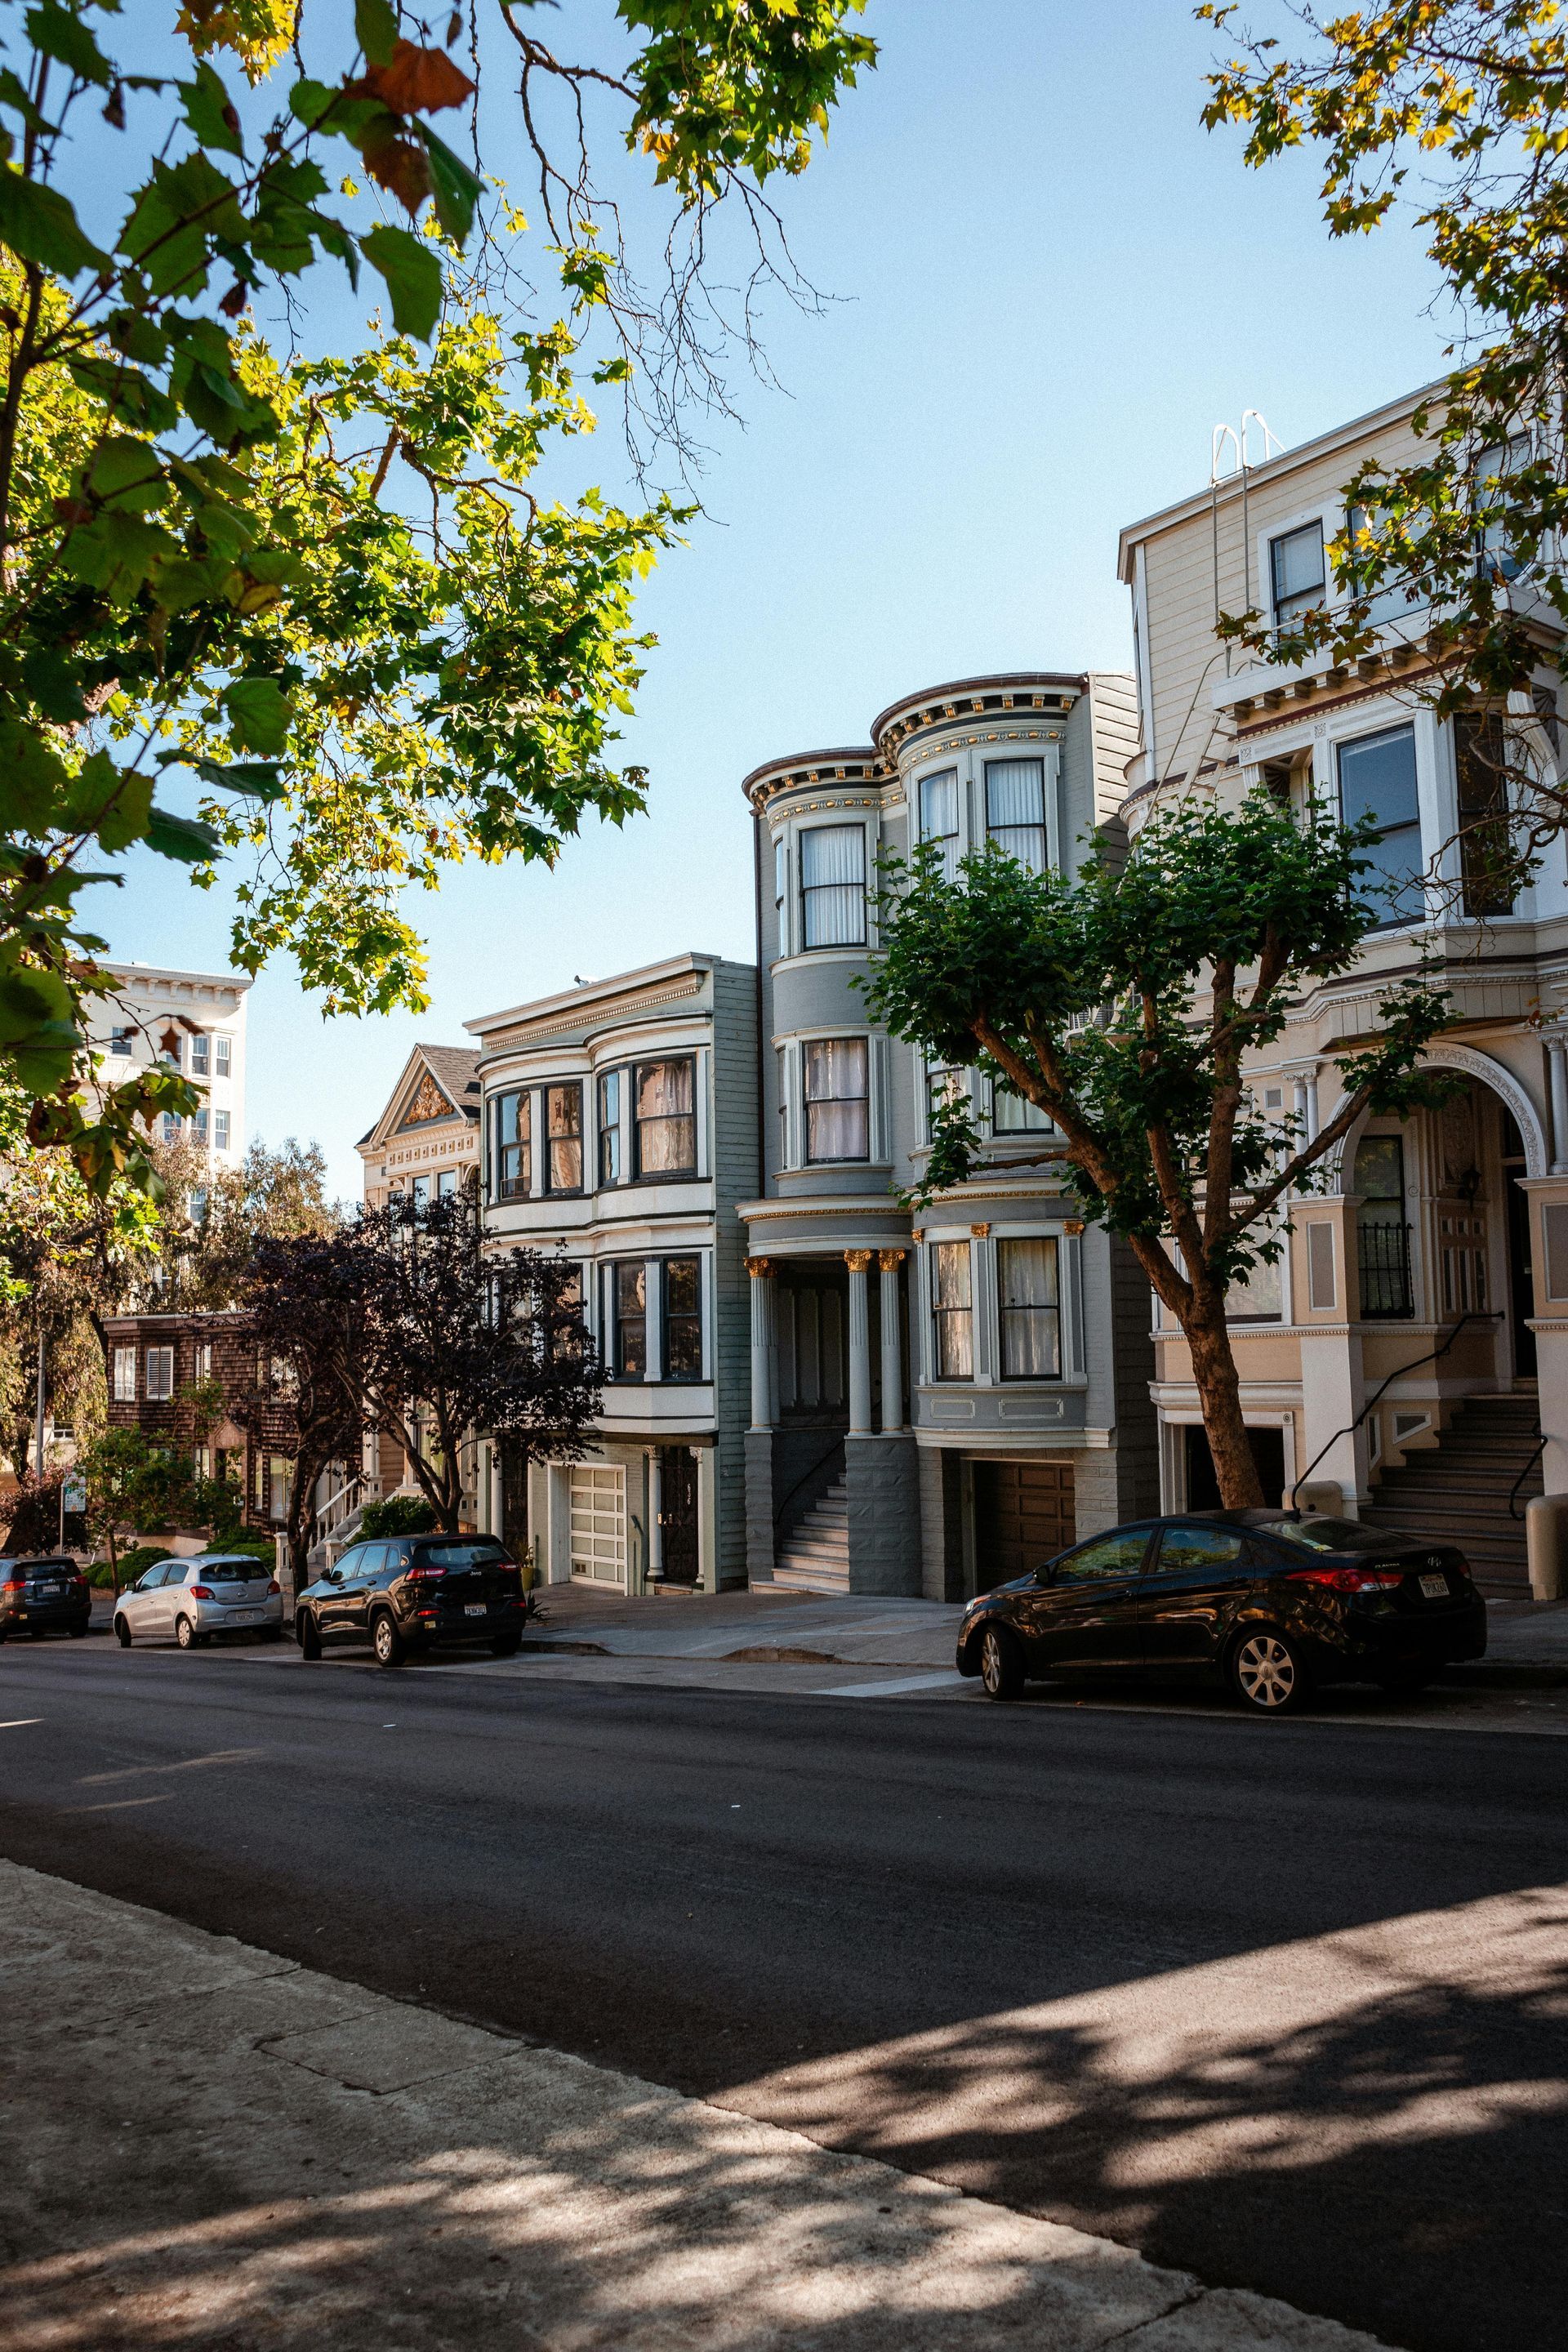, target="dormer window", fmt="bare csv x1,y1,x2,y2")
1270,521,1325,626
